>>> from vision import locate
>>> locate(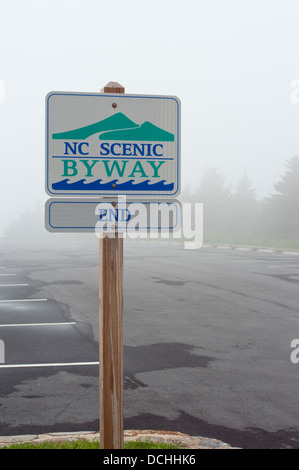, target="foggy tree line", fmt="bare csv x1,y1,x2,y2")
1,156,298,250
180,156,299,248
